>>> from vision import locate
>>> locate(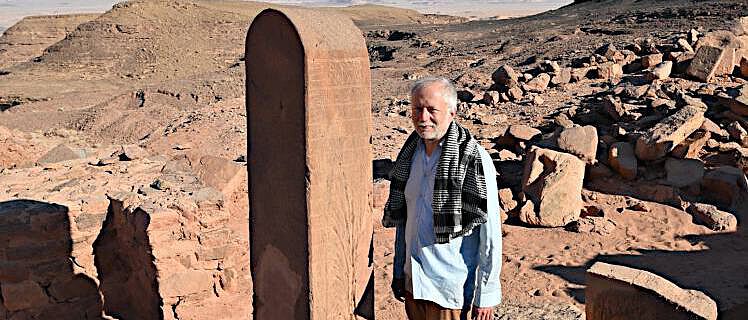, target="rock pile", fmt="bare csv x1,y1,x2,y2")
467,17,748,231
